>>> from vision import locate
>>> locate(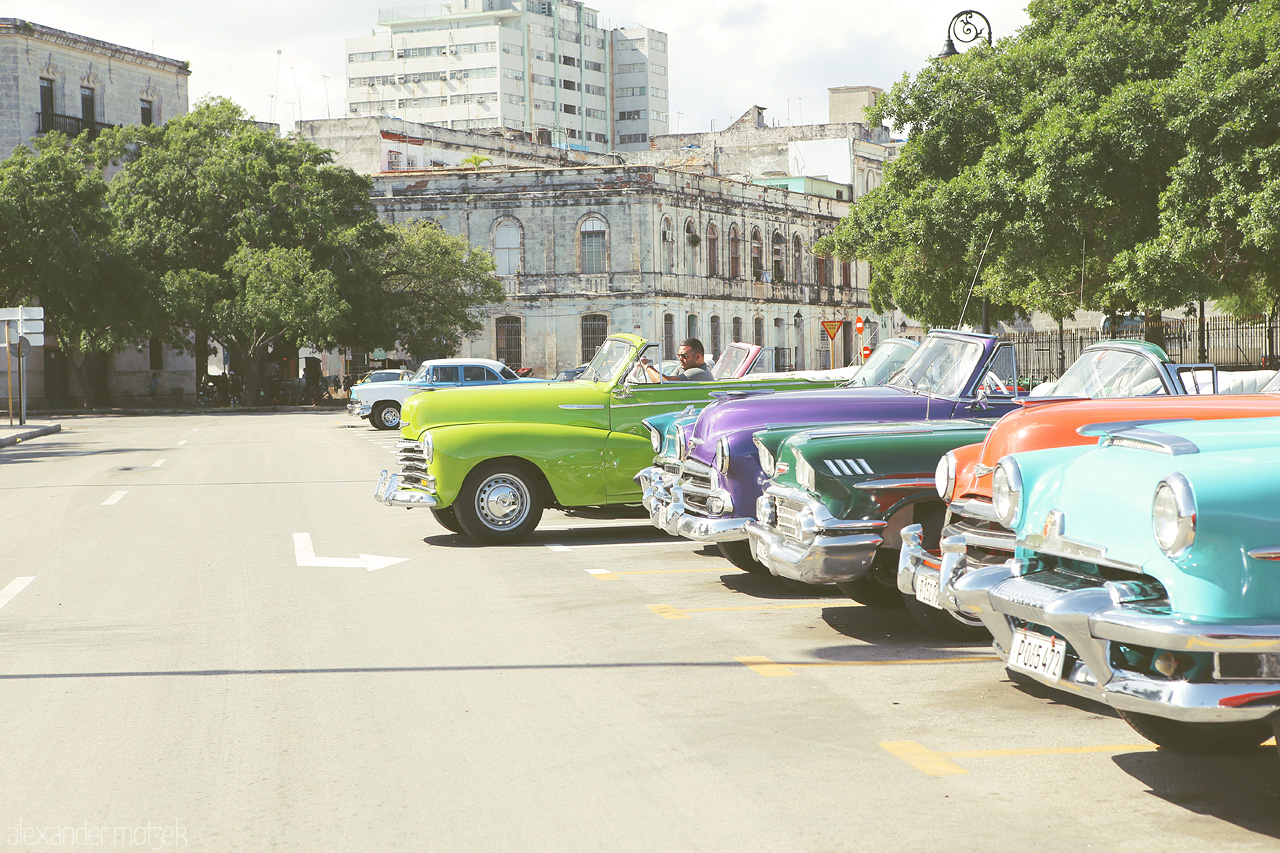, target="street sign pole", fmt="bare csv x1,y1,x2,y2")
4,319,11,427
17,315,25,426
